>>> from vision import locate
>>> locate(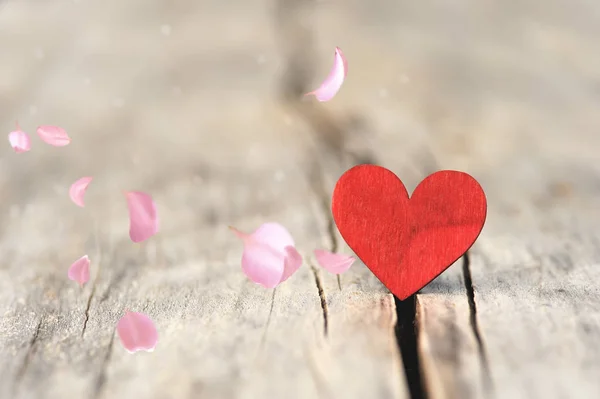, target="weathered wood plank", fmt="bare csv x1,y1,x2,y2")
465,173,600,399
0,0,409,398
3,0,600,397
416,262,487,399
326,0,600,398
